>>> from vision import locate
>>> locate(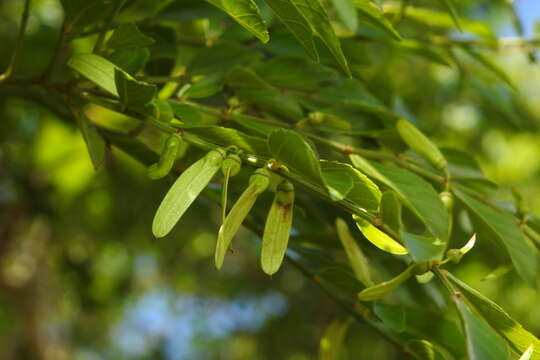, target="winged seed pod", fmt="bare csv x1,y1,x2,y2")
335,217,373,286
261,181,295,275
220,153,242,223
152,148,226,238
396,118,447,169
147,134,182,180
215,168,270,270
